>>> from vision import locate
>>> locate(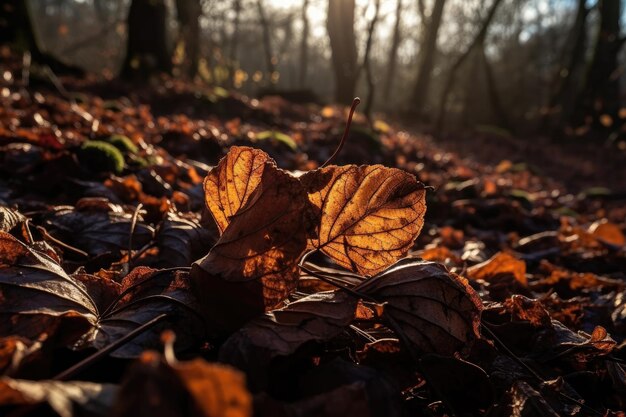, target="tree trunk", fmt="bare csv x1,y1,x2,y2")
0,0,83,75
327,0,359,105
175,0,201,78
298,0,310,88
573,0,621,128
543,0,588,130
362,0,381,120
409,0,447,116
436,0,504,130
256,0,275,85
382,0,402,103
121,0,172,79
482,46,512,131
227,0,242,88
0,0,39,52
